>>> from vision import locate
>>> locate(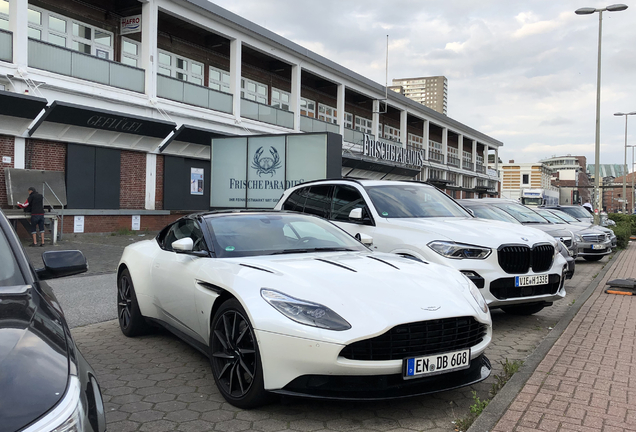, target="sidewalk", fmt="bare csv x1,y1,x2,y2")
485,242,636,431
